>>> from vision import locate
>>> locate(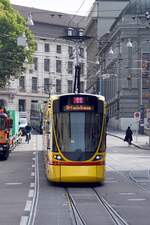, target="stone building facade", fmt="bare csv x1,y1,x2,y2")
86,0,150,131
85,0,129,93
0,5,87,120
